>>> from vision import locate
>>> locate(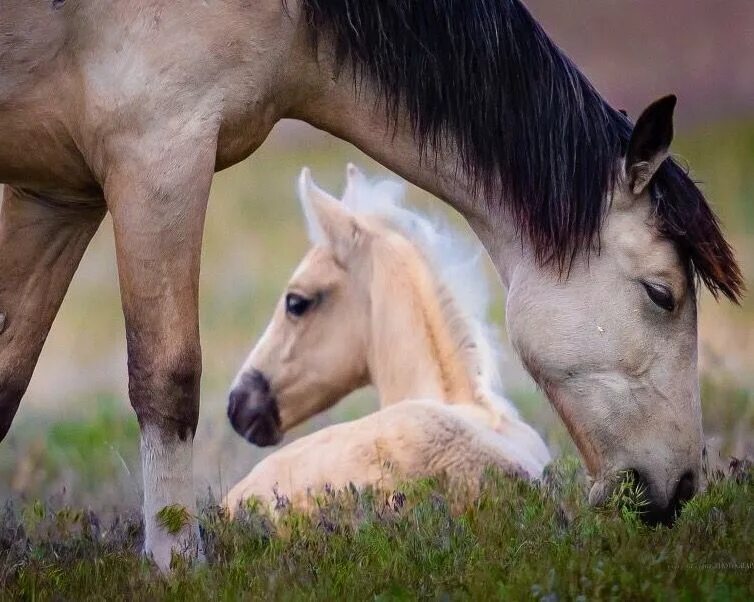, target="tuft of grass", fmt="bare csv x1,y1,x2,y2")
1,457,752,600
605,470,650,529
156,505,193,536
